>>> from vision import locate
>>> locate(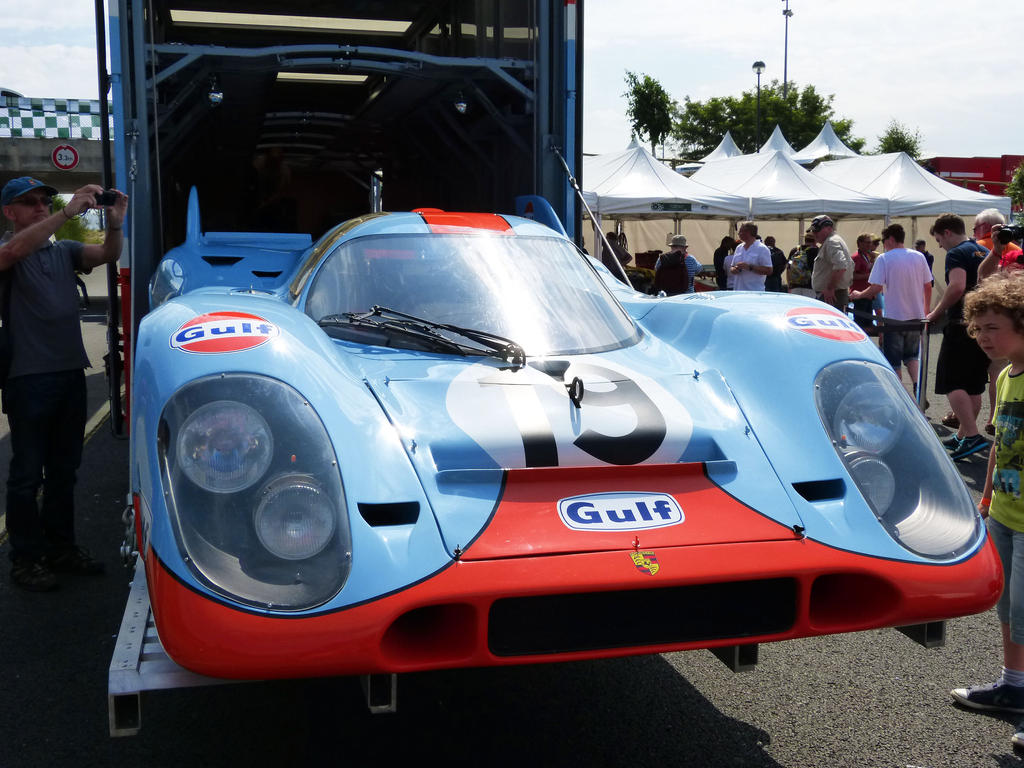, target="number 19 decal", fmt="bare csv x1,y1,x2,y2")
445,358,693,469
